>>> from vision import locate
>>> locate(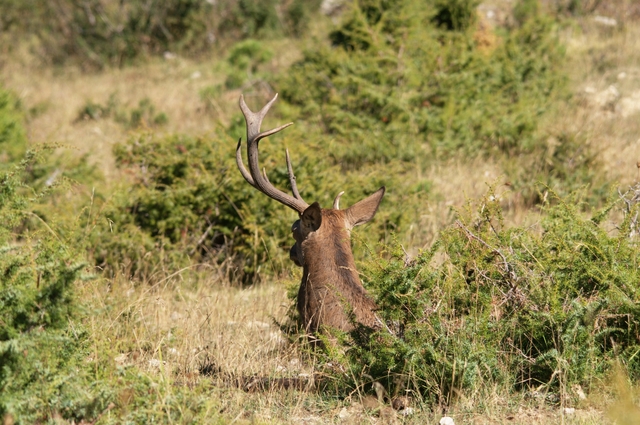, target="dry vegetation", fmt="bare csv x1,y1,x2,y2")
2,1,640,424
